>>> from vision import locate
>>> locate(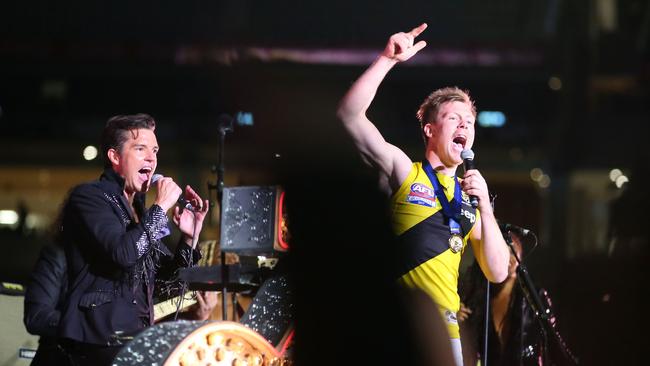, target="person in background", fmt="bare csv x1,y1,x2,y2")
23,242,68,366
458,230,574,366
